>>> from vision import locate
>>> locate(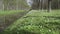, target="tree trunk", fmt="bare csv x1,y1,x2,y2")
38,0,40,10
58,0,59,9
48,0,52,12
41,0,44,11
3,0,8,11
